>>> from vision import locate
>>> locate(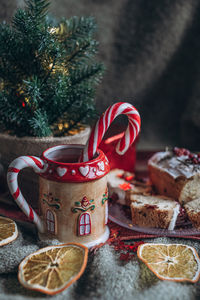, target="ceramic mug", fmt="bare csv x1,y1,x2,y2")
7,144,110,248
